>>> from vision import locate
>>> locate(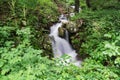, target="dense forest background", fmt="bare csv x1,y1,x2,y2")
0,0,120,80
